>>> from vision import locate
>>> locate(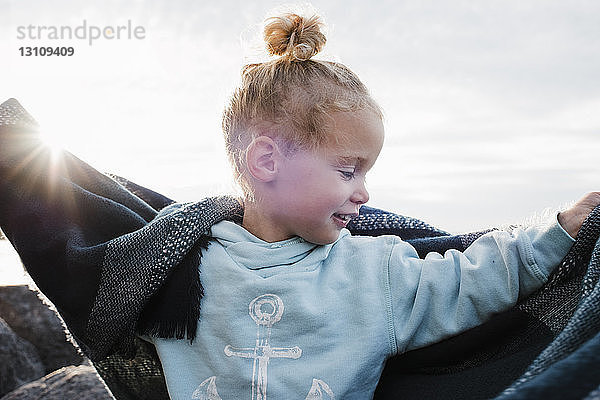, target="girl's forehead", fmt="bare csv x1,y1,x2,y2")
322,109,384,163
326,109,383,138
